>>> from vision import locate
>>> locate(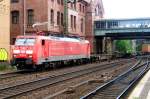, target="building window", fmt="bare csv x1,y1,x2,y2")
61,0,63,5
79,4,81,12
71,3,73,8
57,11,60,25
71,15,73,28
11,0,19,3
11,11,19,24
61,13,63,26
27,9,34,25
50,9,54,24
83,6,85,13
81,18,83,32
74,16,76,29
74,3,76,10
57,0,60,4
95,8,99,16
